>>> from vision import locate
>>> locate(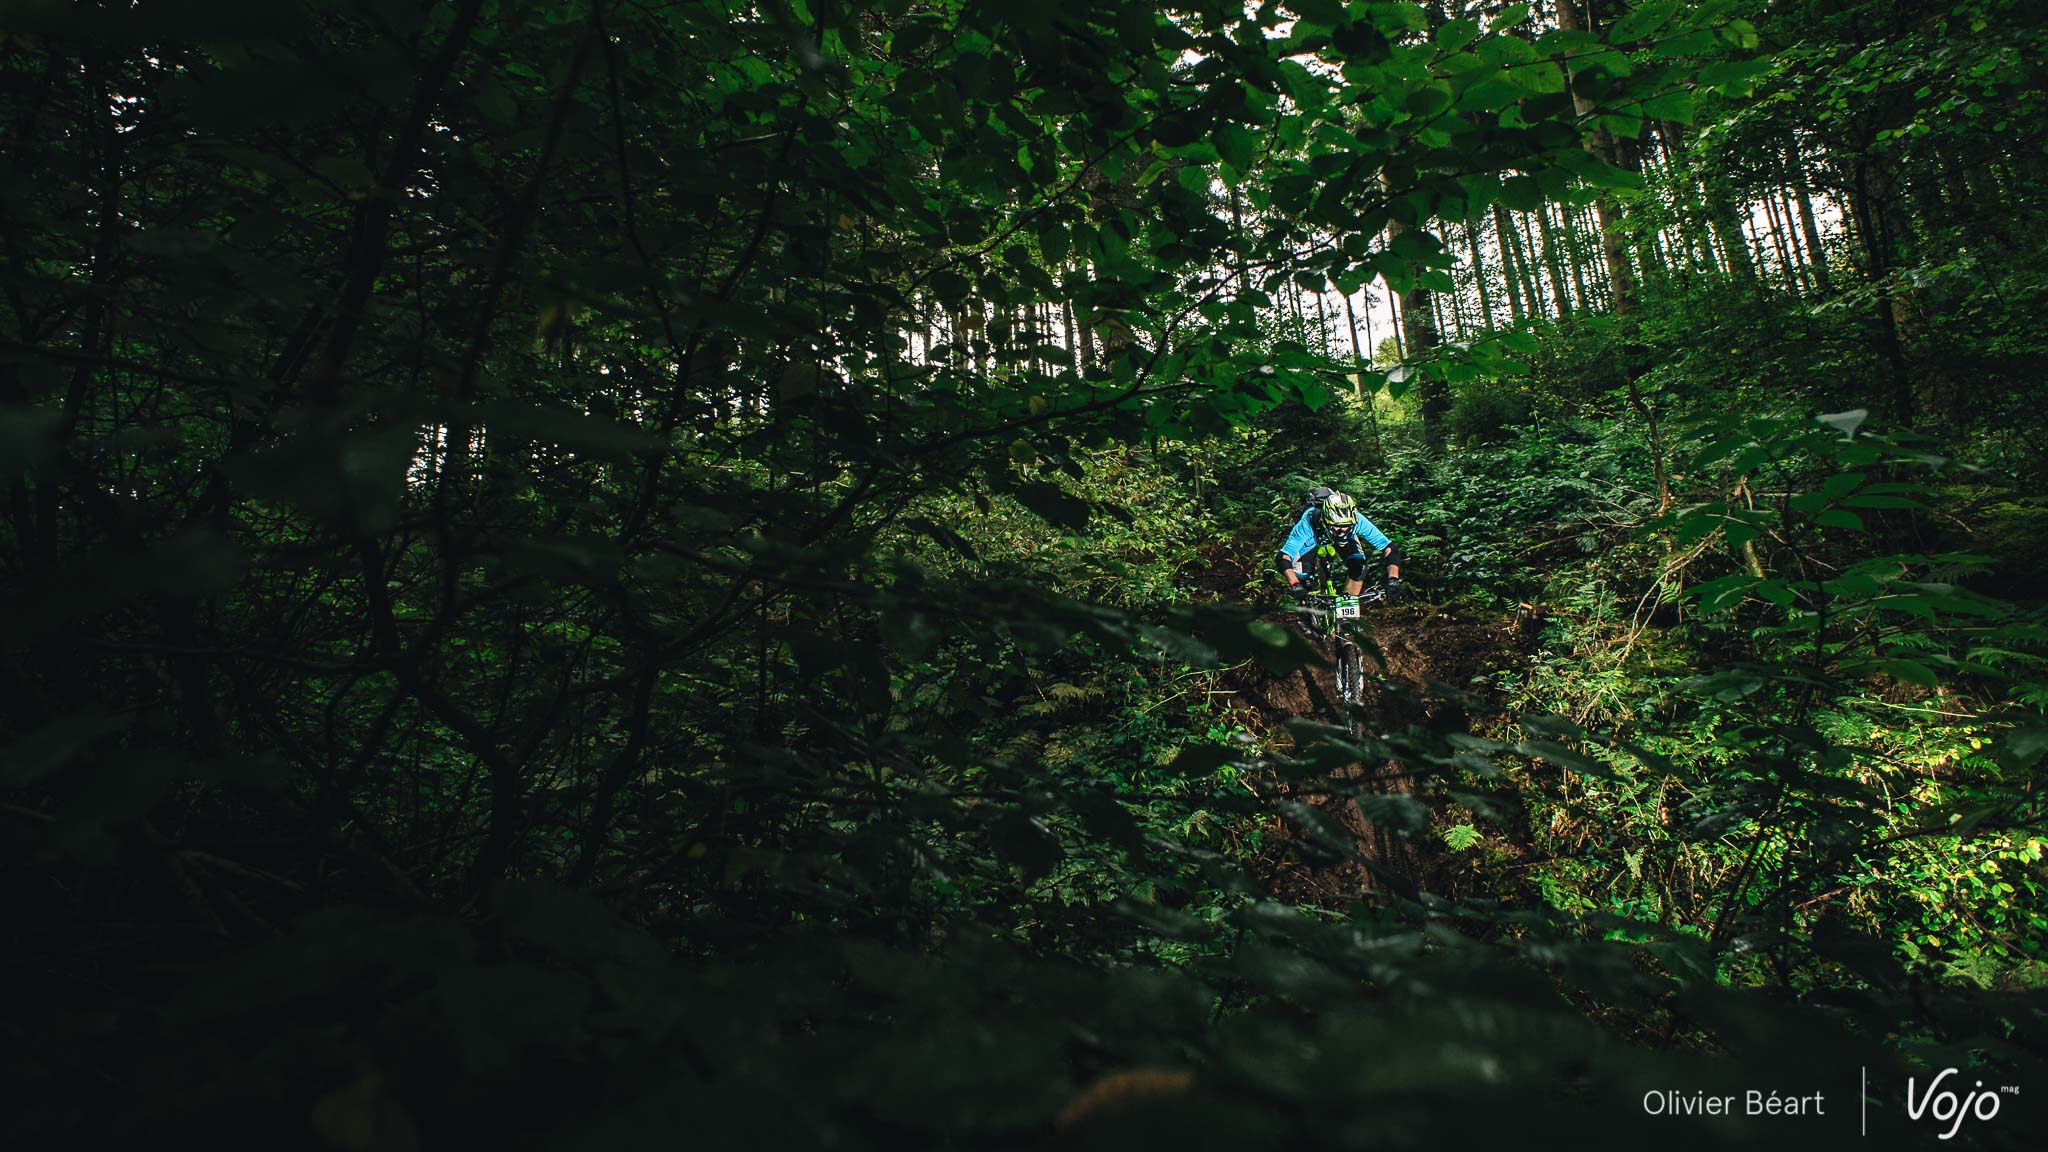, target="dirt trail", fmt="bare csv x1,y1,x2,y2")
1187,539,1539,906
